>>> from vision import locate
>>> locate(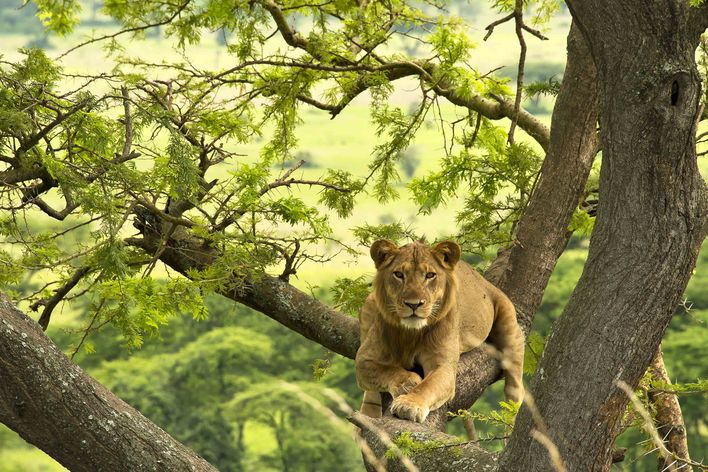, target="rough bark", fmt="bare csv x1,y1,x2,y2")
0,293,217,472
649,349,691,471
350,412,499,472
499,2,708,471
